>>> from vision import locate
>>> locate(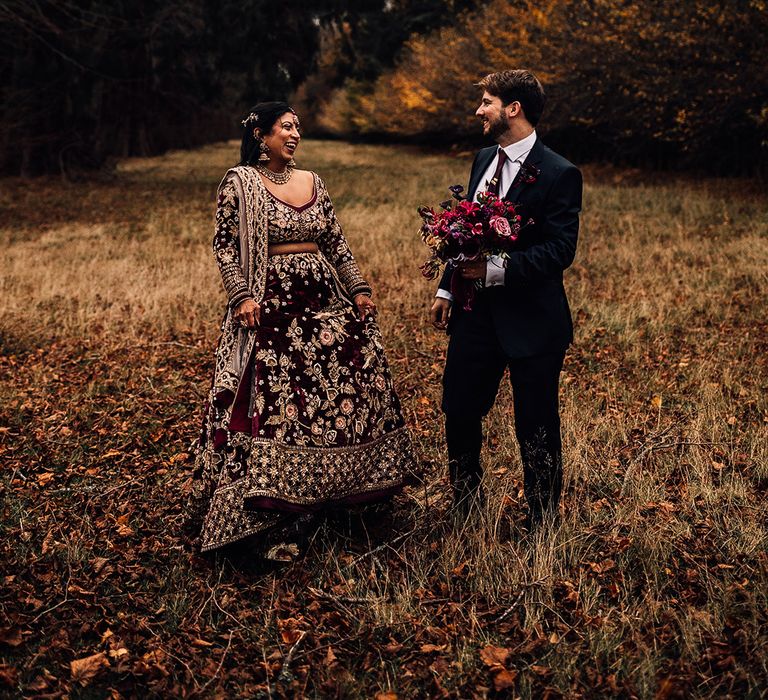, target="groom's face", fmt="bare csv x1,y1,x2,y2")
476,91,508,140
